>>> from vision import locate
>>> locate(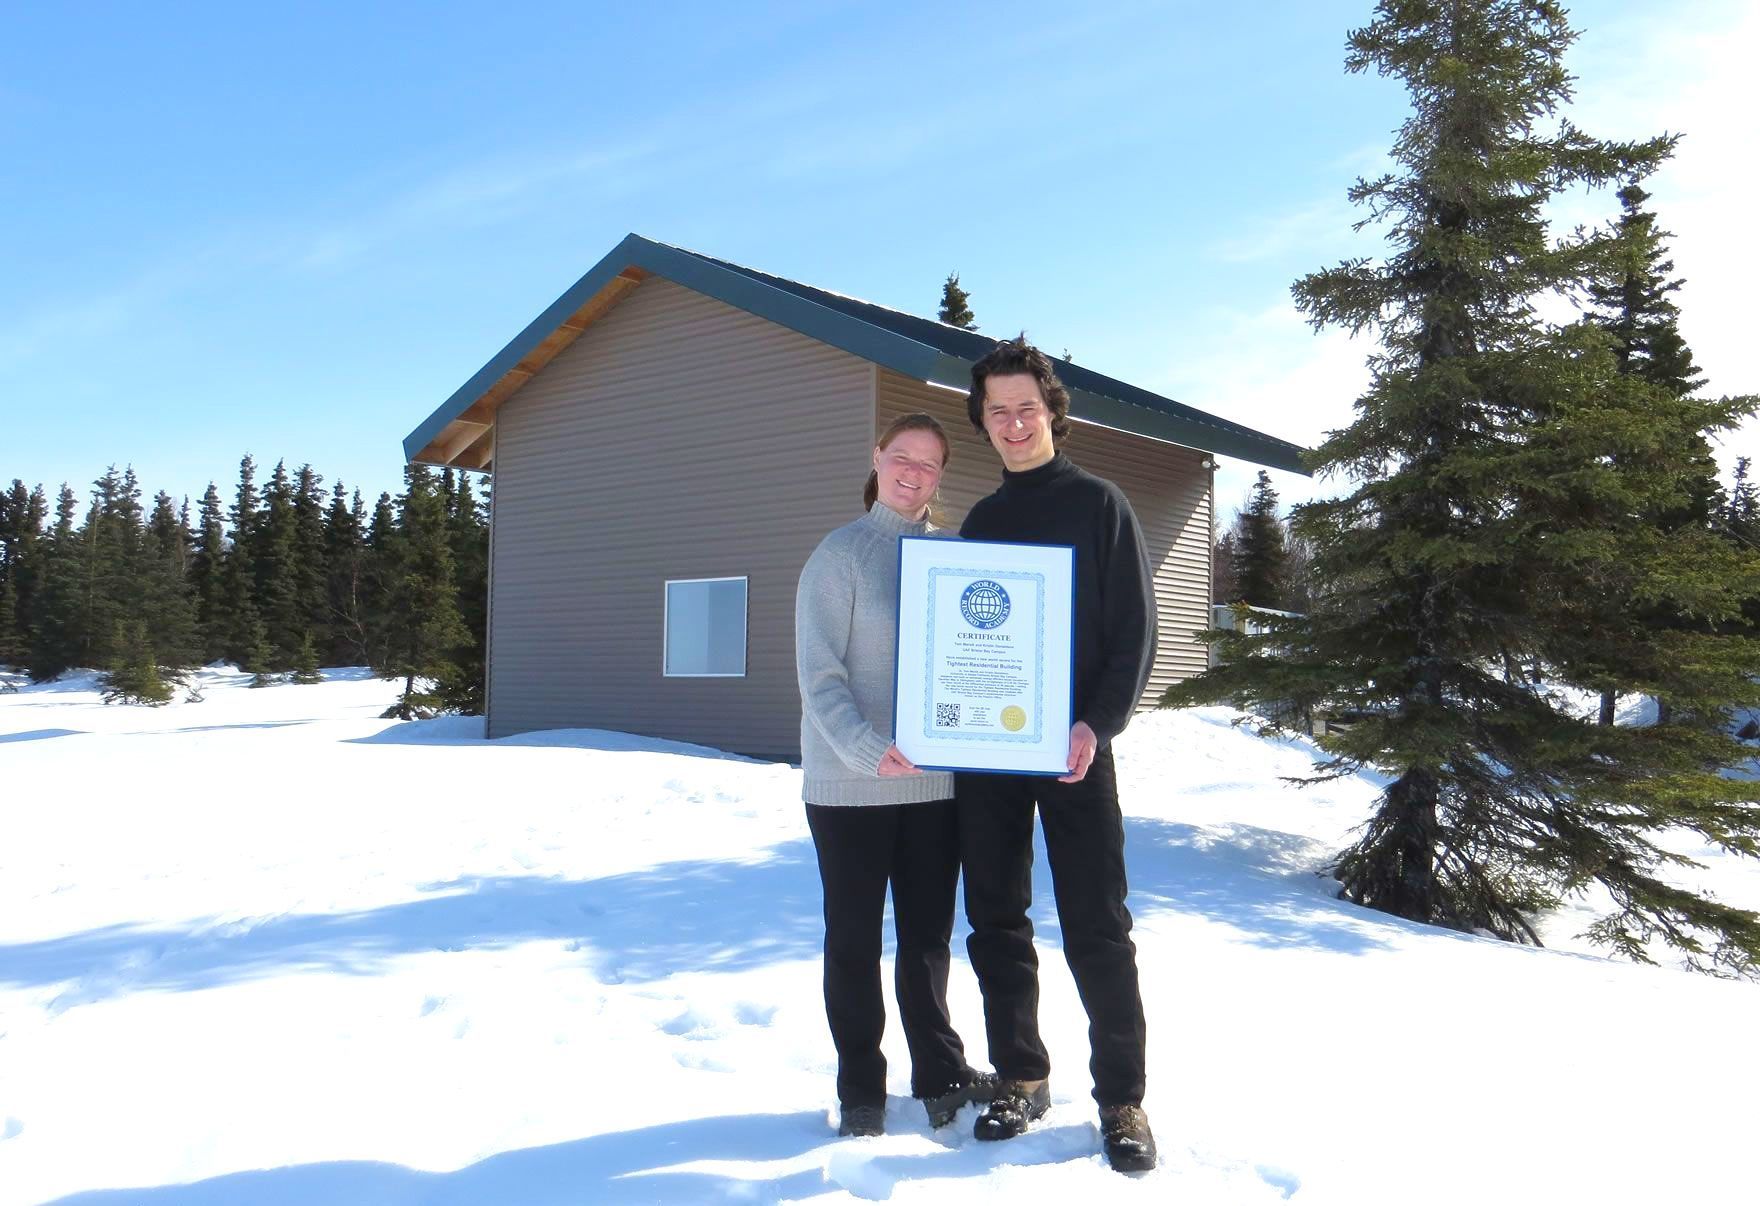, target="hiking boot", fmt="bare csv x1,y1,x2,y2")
973,1078,1051,1141
837,1103,885,1137
921,1070,999,1129
1098,1104,1157,1172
